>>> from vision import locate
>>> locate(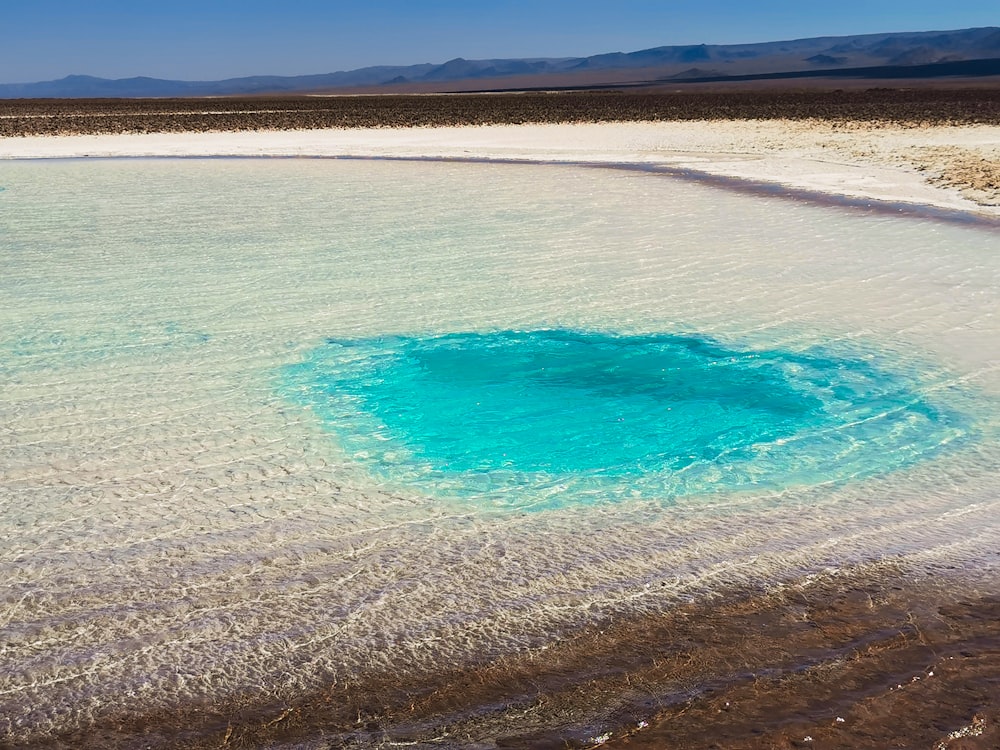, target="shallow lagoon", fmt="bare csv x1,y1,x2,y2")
285,329,967,510
1,158,999,742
